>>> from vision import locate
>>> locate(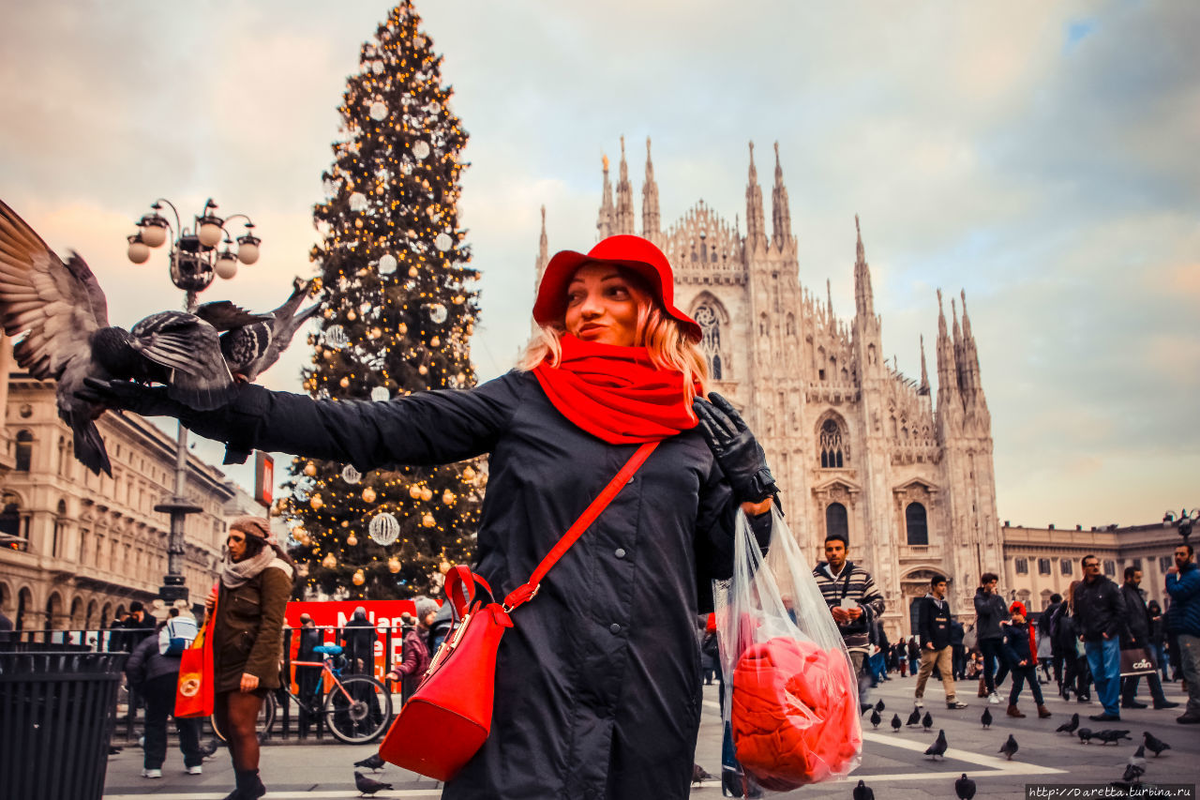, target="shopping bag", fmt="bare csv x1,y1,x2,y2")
714,508,862,791
1119,647,1157,677
175,590,216,718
